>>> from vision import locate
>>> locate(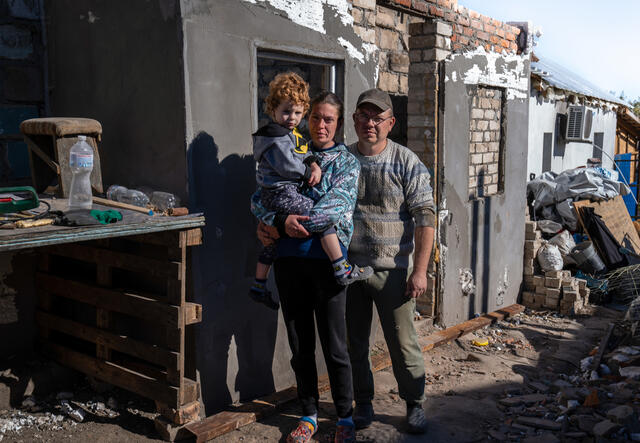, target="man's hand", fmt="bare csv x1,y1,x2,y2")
405,270,427,299
308,163,322,187
257,222,279,246
285,215,311,238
